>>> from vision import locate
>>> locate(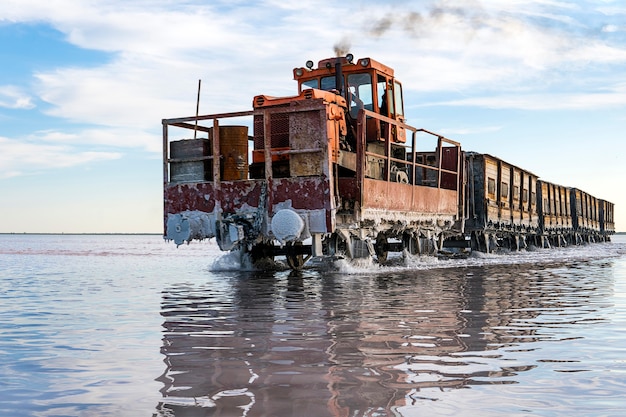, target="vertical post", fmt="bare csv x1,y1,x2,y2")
356,109,365,214
437,136,443,189
213,118,221,188
194,79,201,139
457,141,464,227
385,117,391,182
162,121,169,184
162,120,169,238
263,110,273,181
411,130,416,185
496,159,502,221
